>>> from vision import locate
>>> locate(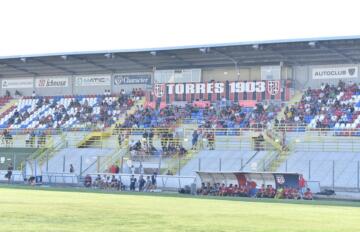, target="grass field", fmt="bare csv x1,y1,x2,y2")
0,186,359,232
